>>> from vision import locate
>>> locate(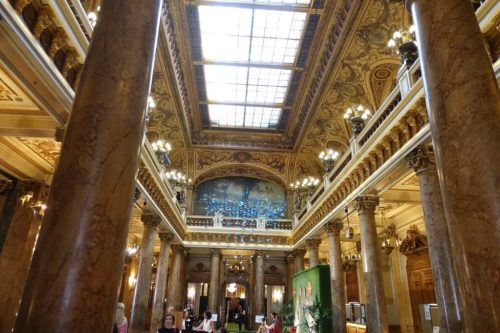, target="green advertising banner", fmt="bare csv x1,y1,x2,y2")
292,265,332,333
